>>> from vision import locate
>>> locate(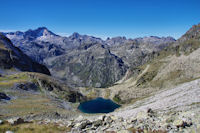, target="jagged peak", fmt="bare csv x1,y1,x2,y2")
178,23,200,42
70,32,81,39
24,27,57,38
